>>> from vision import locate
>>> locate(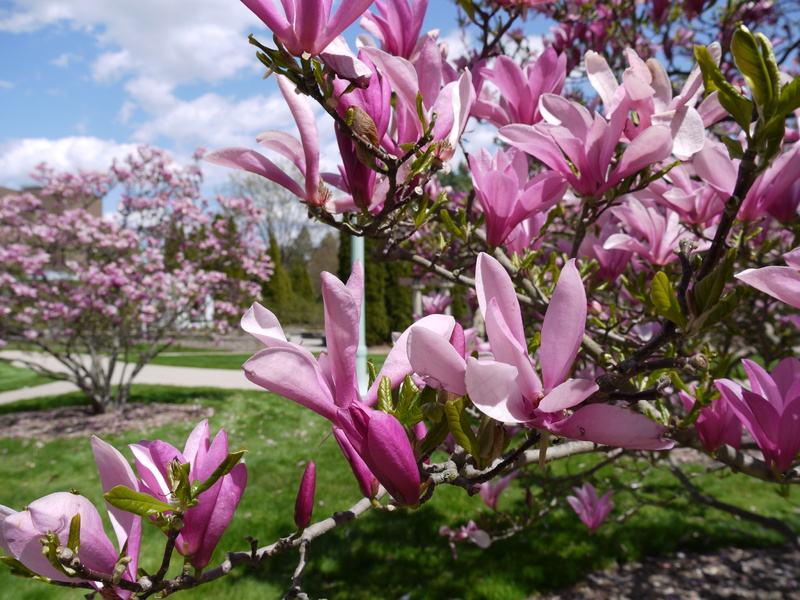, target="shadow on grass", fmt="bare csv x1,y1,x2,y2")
221,485,794,600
